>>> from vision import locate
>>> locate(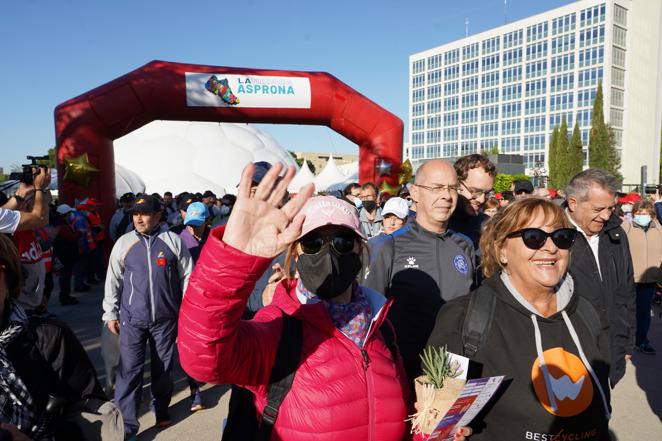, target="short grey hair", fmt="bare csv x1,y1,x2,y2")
565,168,619,201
